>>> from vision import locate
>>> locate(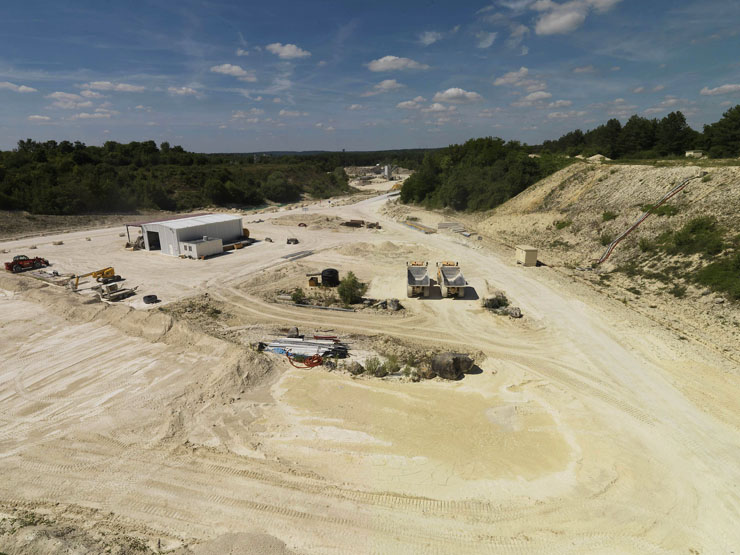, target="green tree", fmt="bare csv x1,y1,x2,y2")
337,272,367,305
703,105,740,158
655,111,694,155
